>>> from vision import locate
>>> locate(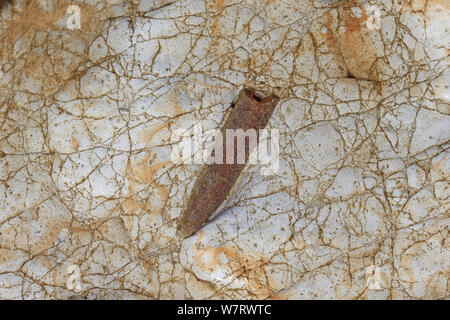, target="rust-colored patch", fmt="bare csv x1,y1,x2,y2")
133,155,171,185
342,7,368,42
212,0,225,11
208,0,225,36
123,151,170,219
428,0,450,11
1,0,99,39
137,122,168,145
323,12,338,51
316,6,381,80
0,0,114,98
339,6,379,80
249,52,273,73
193,242,275,297
71,135,80,151
169,89,186,115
